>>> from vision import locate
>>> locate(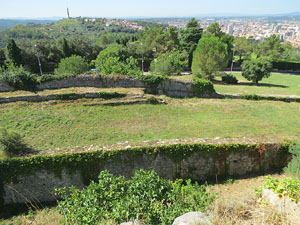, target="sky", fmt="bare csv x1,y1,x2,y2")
1,0,300,19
